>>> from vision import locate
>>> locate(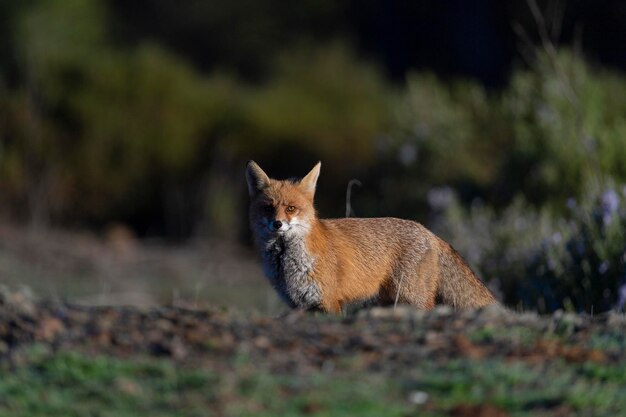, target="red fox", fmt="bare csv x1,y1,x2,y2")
246,161,496,314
